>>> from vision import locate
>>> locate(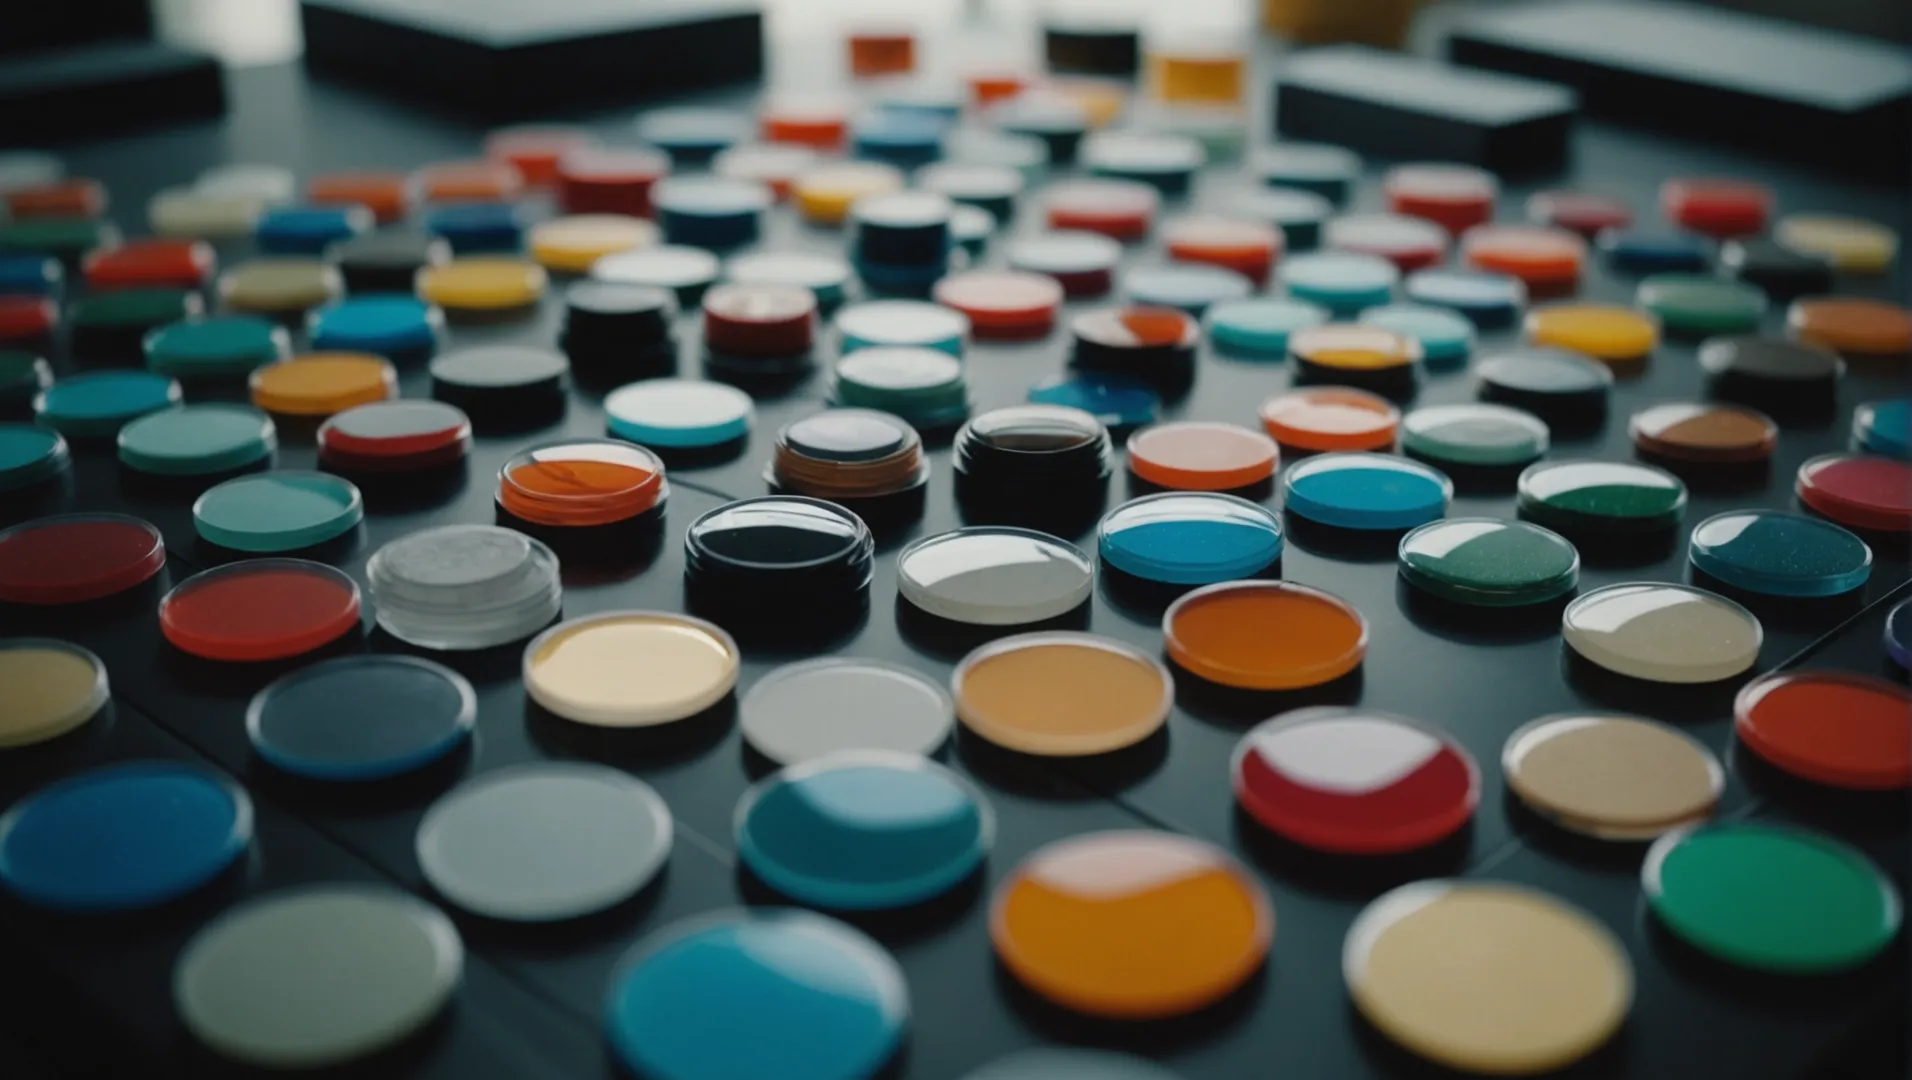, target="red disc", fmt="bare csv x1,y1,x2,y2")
4,178,106,220
556,148,671,218
1325,213,1447,272
1735,671,1911,791
484,125,596,187
932,271,1064,339
1461,225,1588,290
1163,216,1282,286
81,239,216,291
0,514,166,605
159,559,361,662
0,297,56,344
1661,177,1773,238
1384,164,1498,235
760,97,852,150
318,400,472,472
1045,180,1160,241
702,283,817,357
1233,707,1479,854
1527,190,1633,238
1796,454,1912,532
